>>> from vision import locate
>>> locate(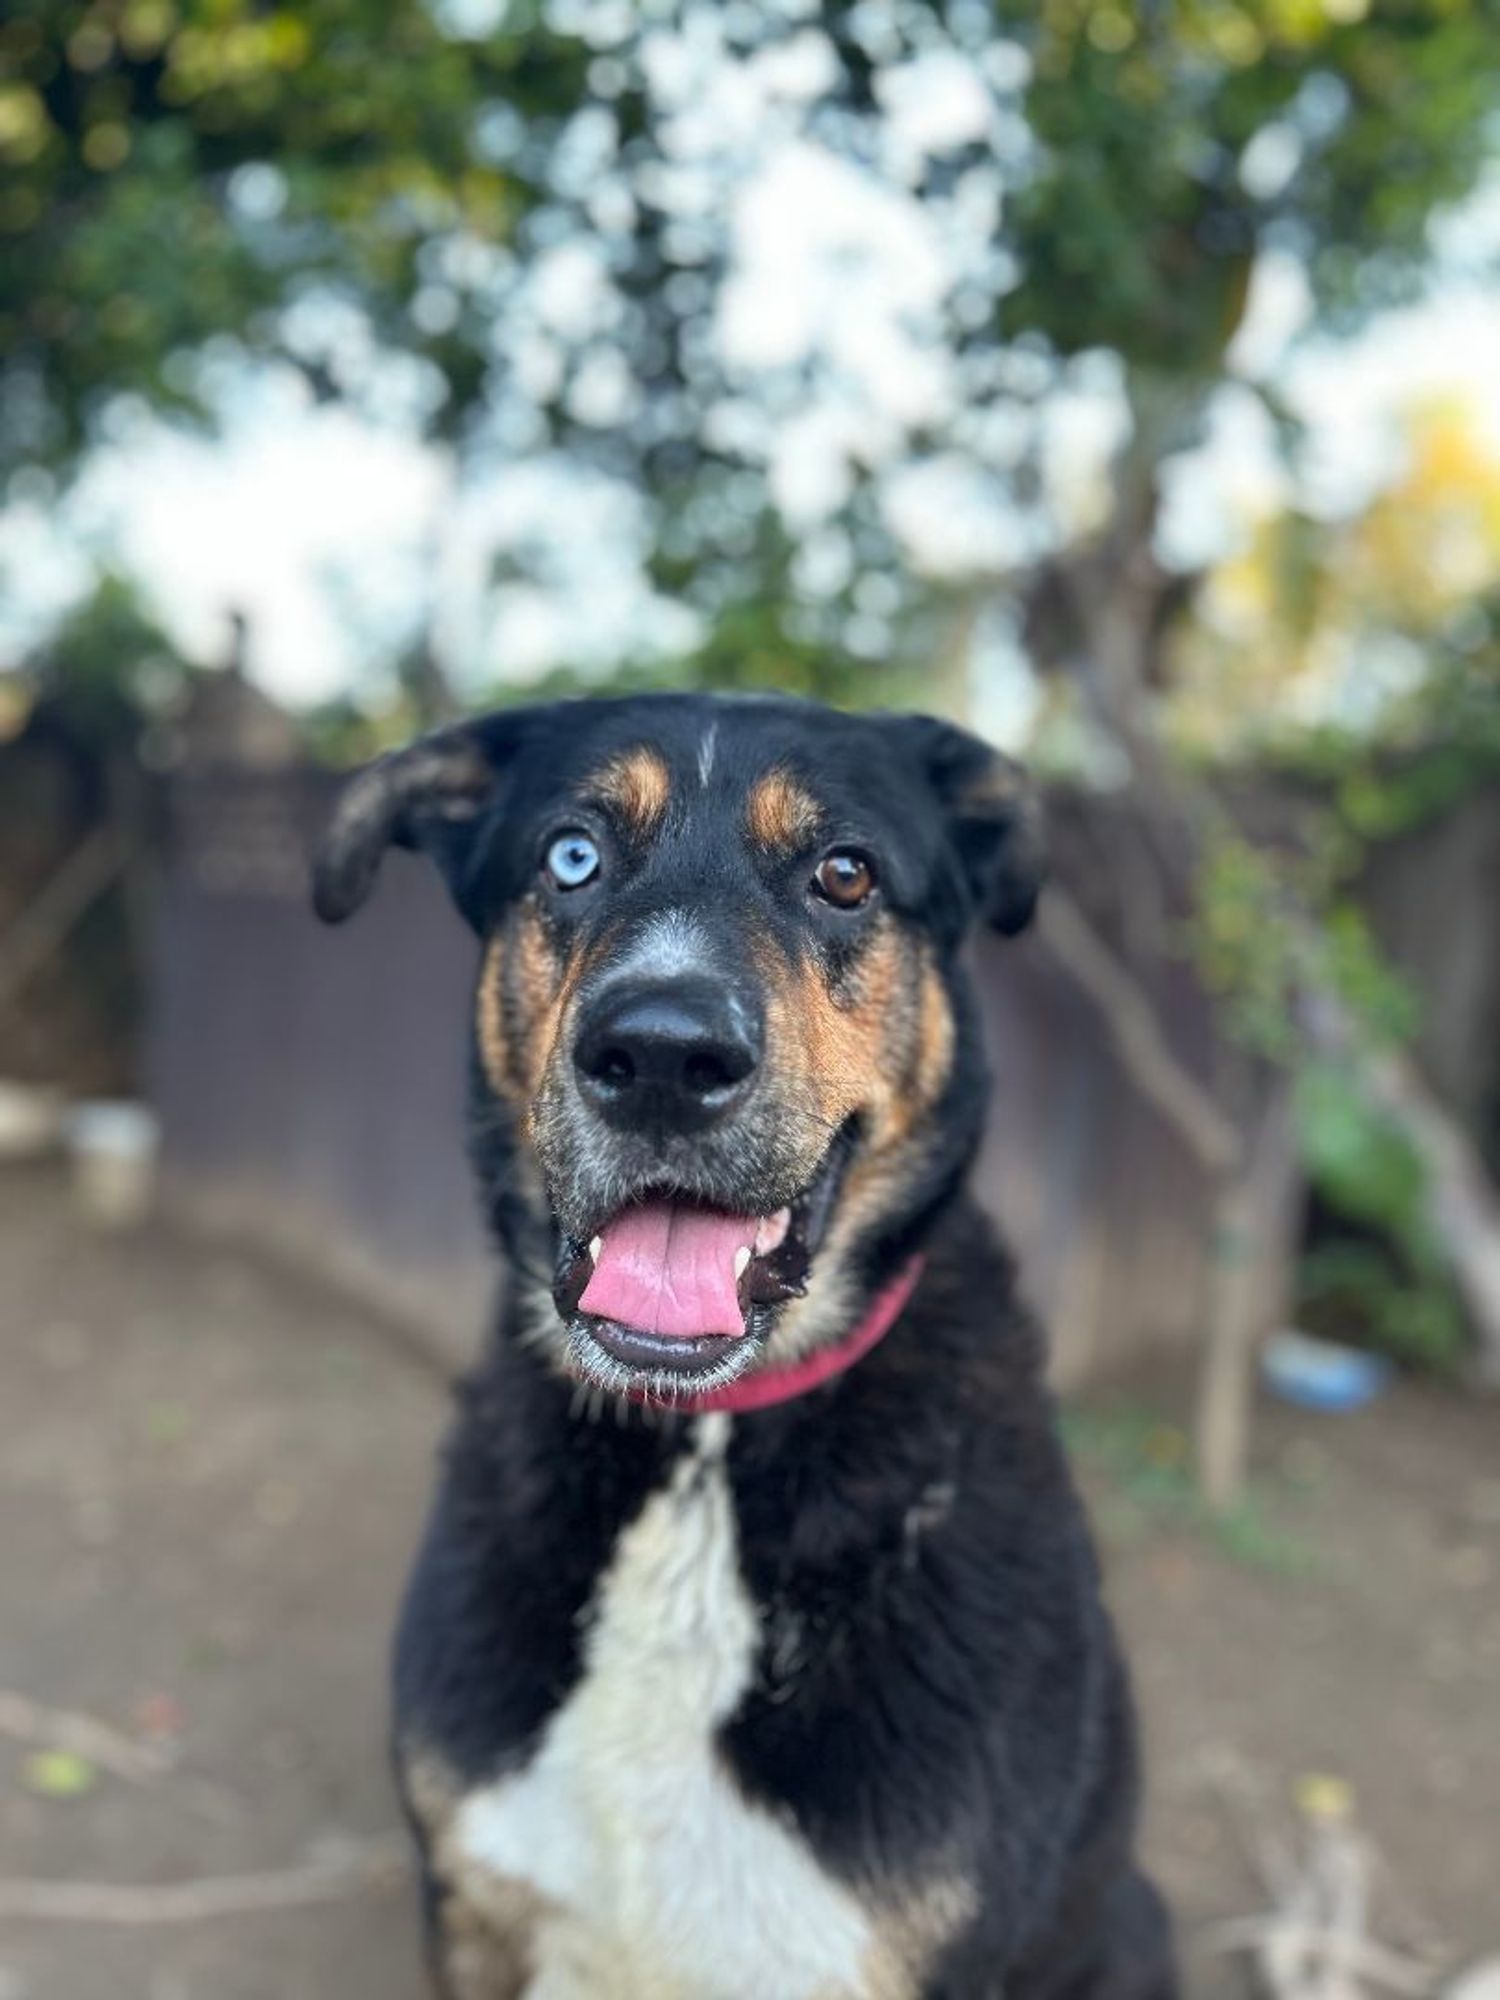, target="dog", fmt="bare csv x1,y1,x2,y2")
313,692,1177,2000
